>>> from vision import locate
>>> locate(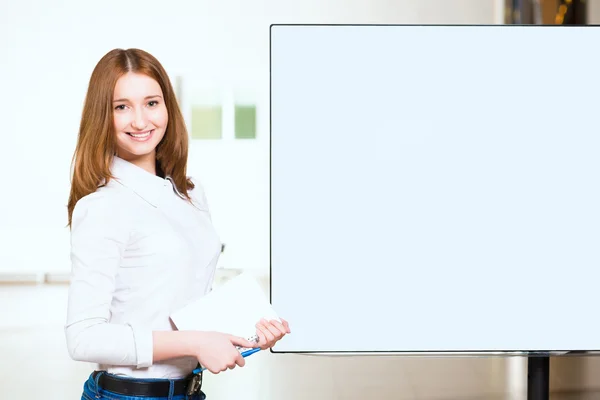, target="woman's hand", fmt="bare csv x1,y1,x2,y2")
187,331,256,374
255,318,291,350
